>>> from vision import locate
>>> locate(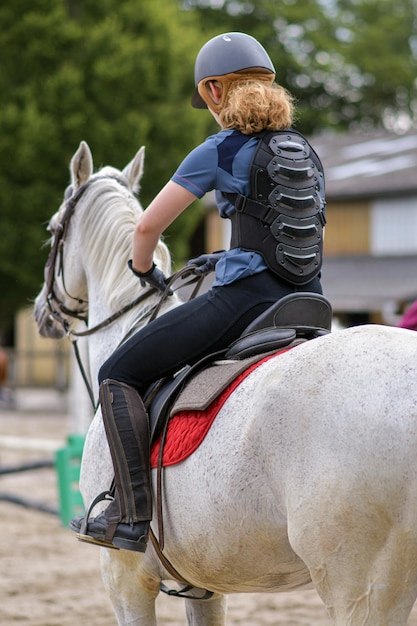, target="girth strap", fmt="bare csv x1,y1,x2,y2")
149,530,214,600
